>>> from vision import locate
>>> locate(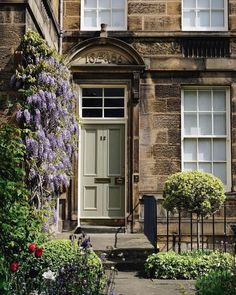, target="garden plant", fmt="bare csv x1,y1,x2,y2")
0,31,108,295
